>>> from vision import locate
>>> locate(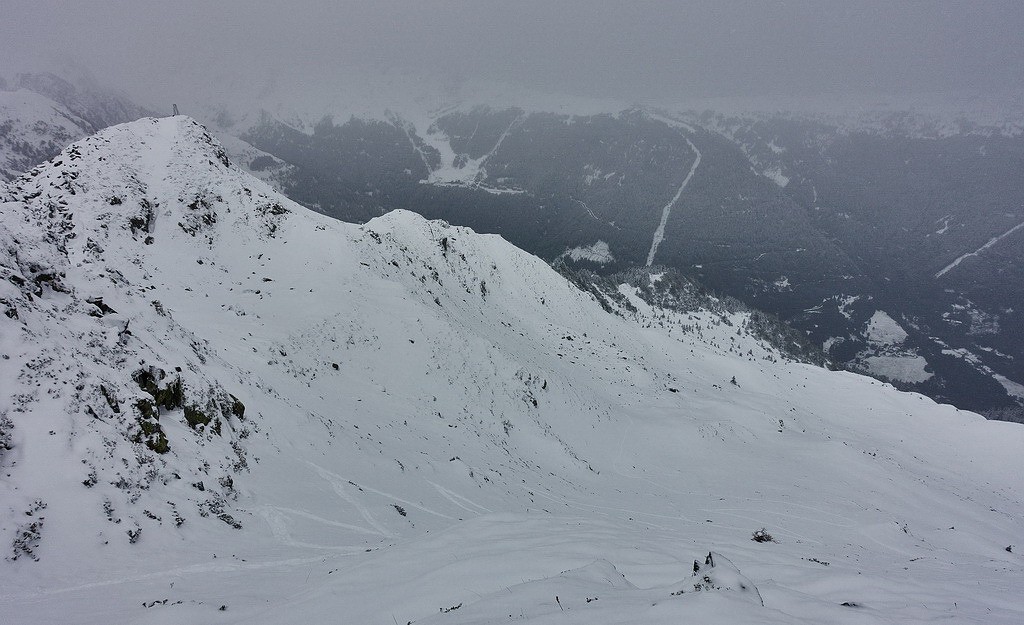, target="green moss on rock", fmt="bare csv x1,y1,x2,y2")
134,399,169,454
184,405,211,429
135,398,156,420
147,430,170,454
133,368,185,411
